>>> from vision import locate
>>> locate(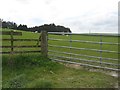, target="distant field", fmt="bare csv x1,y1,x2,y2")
1,28,119,70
